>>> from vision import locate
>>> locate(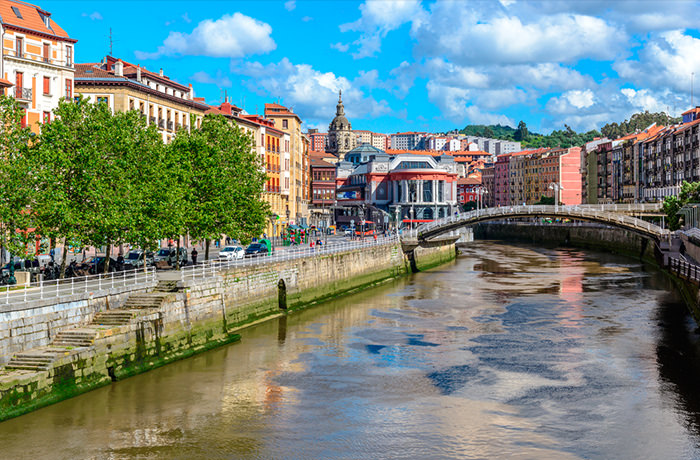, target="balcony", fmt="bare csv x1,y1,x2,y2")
149,116,156,125
158,119,165,129
14,87,31,101
167,121,174,131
